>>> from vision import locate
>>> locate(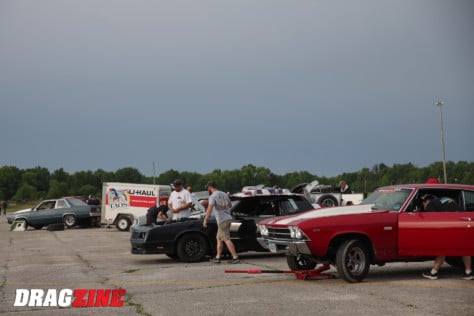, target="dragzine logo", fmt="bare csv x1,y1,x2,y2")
14,288,126,307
